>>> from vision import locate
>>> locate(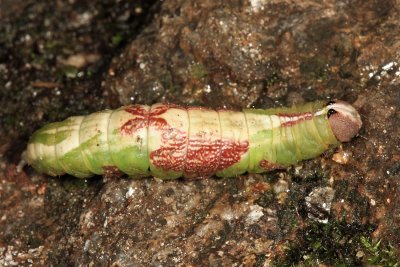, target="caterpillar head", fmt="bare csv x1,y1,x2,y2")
326,100,362,142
